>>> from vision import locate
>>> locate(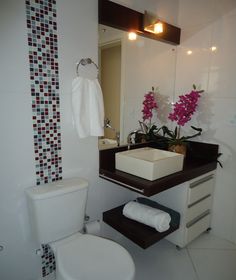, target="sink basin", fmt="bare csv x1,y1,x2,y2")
115,147,184,181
